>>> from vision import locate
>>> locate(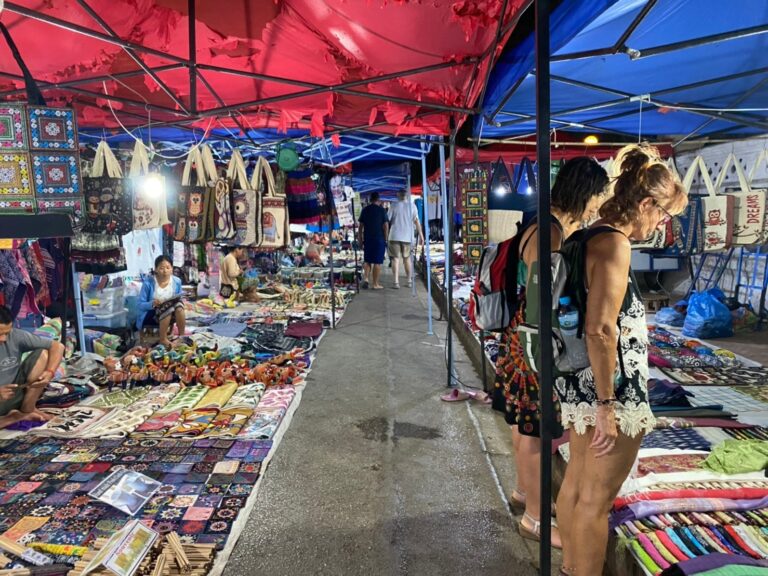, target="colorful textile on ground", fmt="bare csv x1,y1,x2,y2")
642,429,712,451
660,366,768,386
